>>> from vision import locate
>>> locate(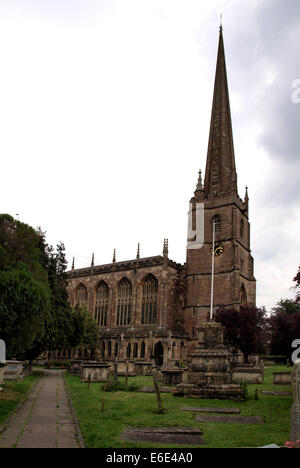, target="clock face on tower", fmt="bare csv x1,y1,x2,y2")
211,242,224,257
